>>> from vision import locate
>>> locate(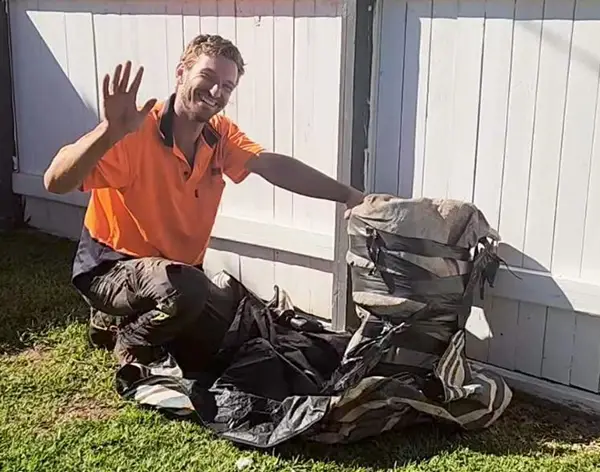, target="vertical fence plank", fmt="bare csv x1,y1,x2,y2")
497,0,544,267
551,0,600,278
